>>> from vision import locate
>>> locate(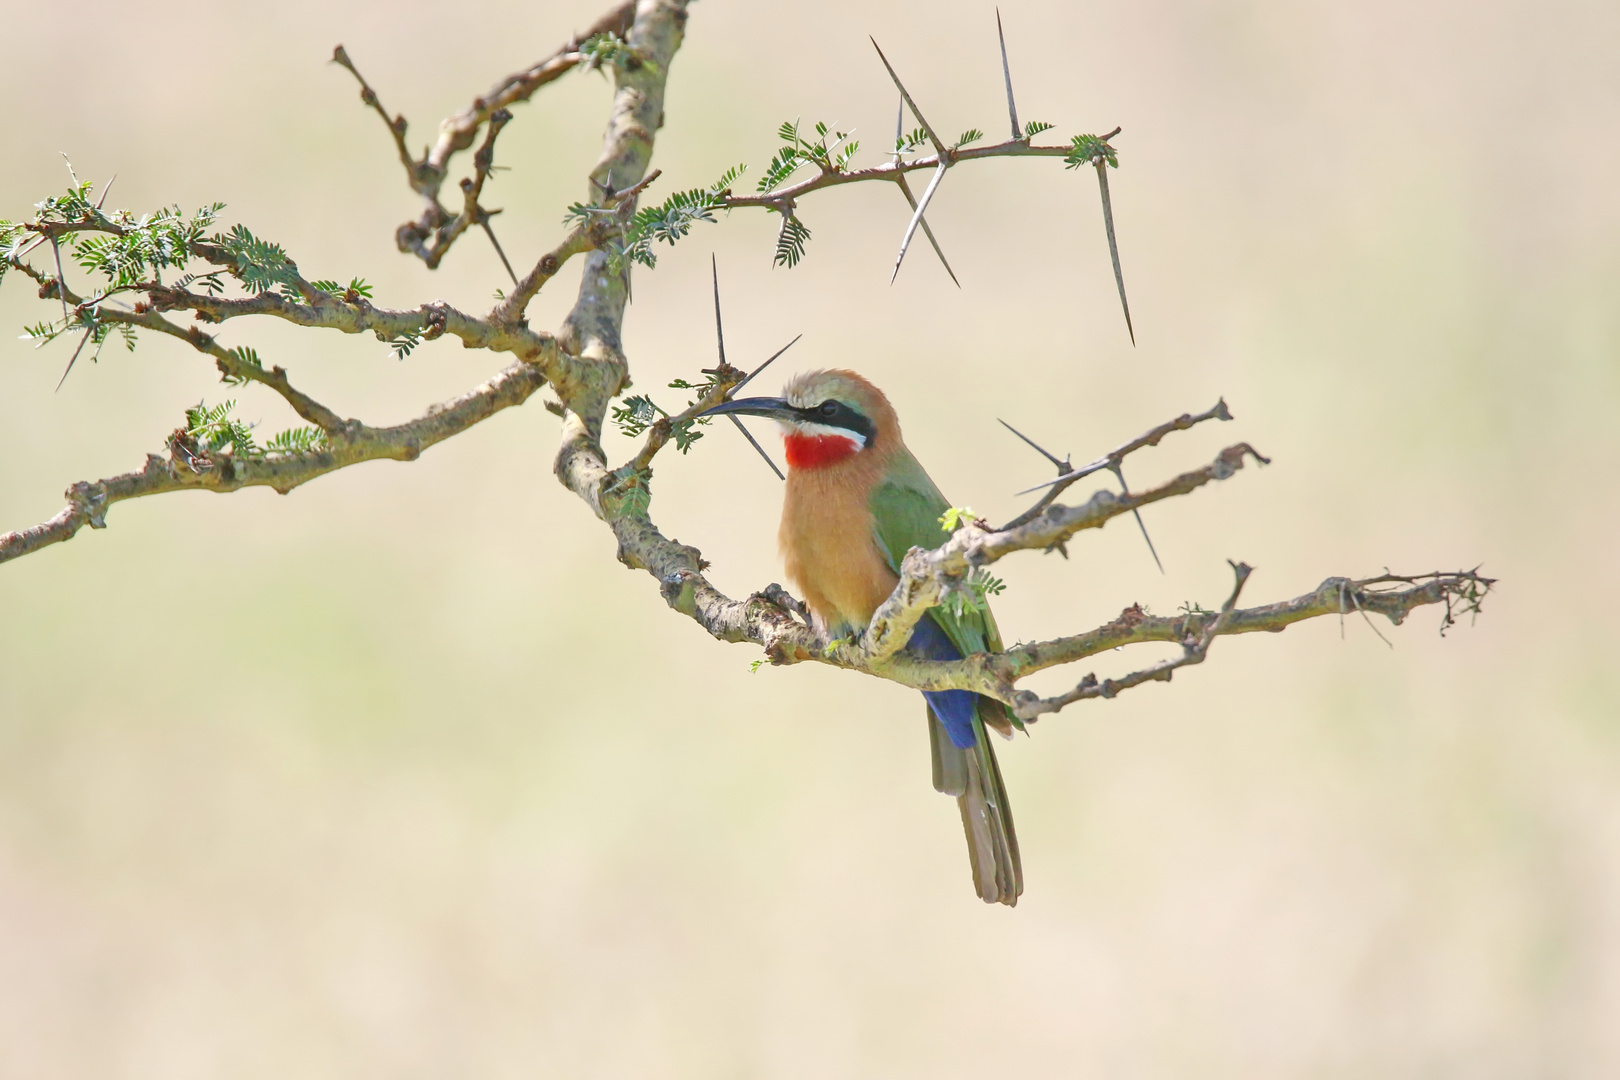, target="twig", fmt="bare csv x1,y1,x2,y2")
859,439,1269,665
1013,560,1252,718
0,358,552,566
337,2,638,269
724,135,1110,211
1003,398,1233,530
50,237,69,320
330,46,420,188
